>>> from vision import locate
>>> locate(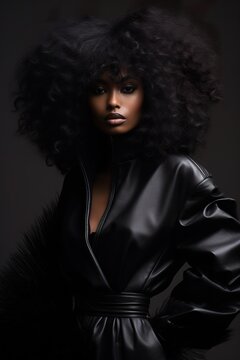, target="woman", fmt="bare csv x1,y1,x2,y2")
1,6,240,360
